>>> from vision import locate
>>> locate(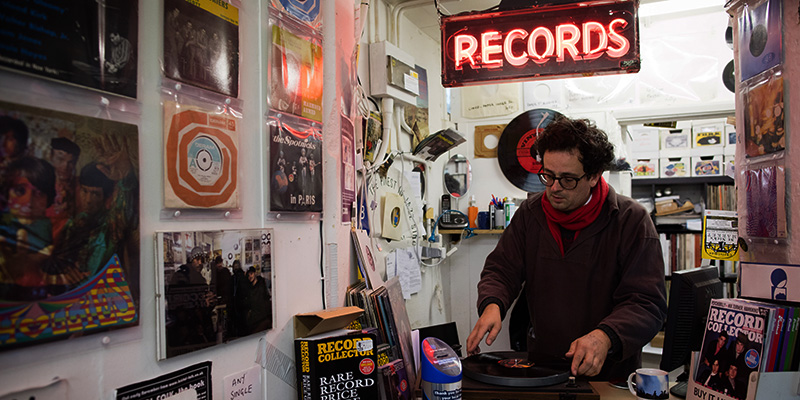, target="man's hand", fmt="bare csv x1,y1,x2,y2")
565,329,611,377
466,303,503,356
